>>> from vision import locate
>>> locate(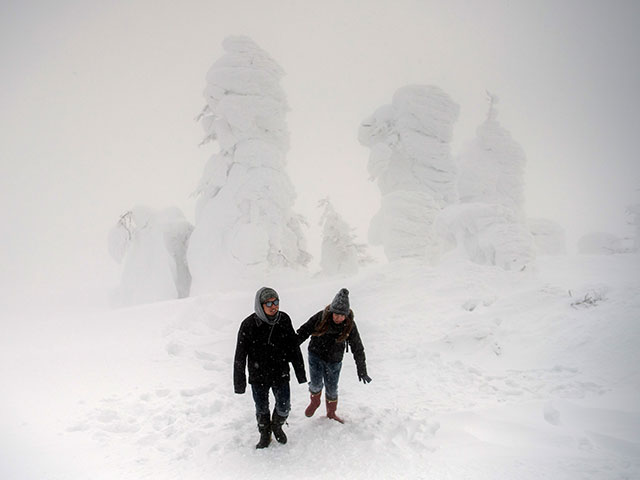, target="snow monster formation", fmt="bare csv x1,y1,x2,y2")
108,206,193,306
457,92,527,220
438,93,536,270
358,85,460,261
188,36,310,292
